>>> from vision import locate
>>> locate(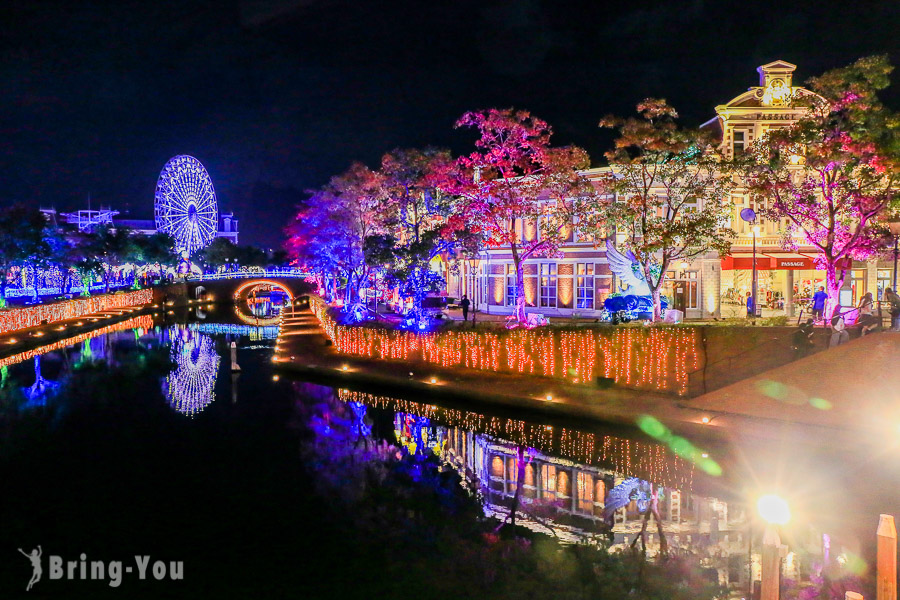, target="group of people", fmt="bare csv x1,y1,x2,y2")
793,285,900,354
